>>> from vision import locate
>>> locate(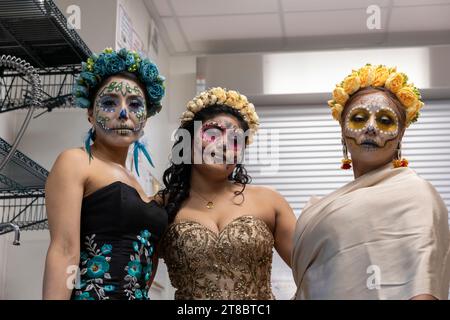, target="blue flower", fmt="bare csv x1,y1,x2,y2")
140,61,159,83
81,62,89,72
125,53,136,67
101,244,112,255
79,71,98,87
140,230,151,240
104,285,116,292
143,264,153,281
146,83,165,102
73,84,88,98
135,289,143,300
106,53,126,75
93,54,109,77
86,255,110,278
133,241,140,253
140,237,148,245
75,97,91,109
74,292,94,300
118,48,128,58
127,260,142,278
